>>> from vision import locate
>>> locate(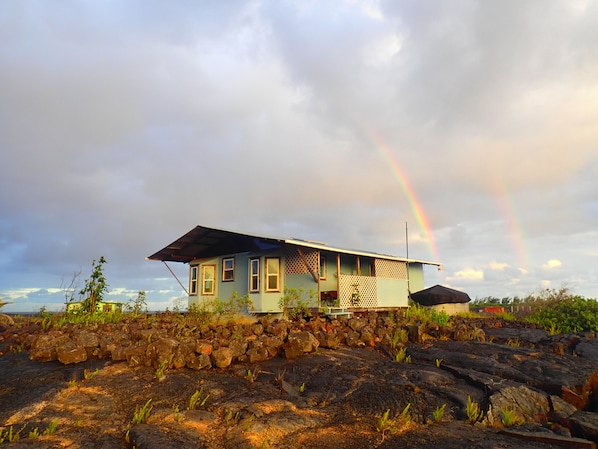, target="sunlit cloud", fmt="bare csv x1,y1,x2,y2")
488,262,509,271
447,269,484,281
543,259,562,270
